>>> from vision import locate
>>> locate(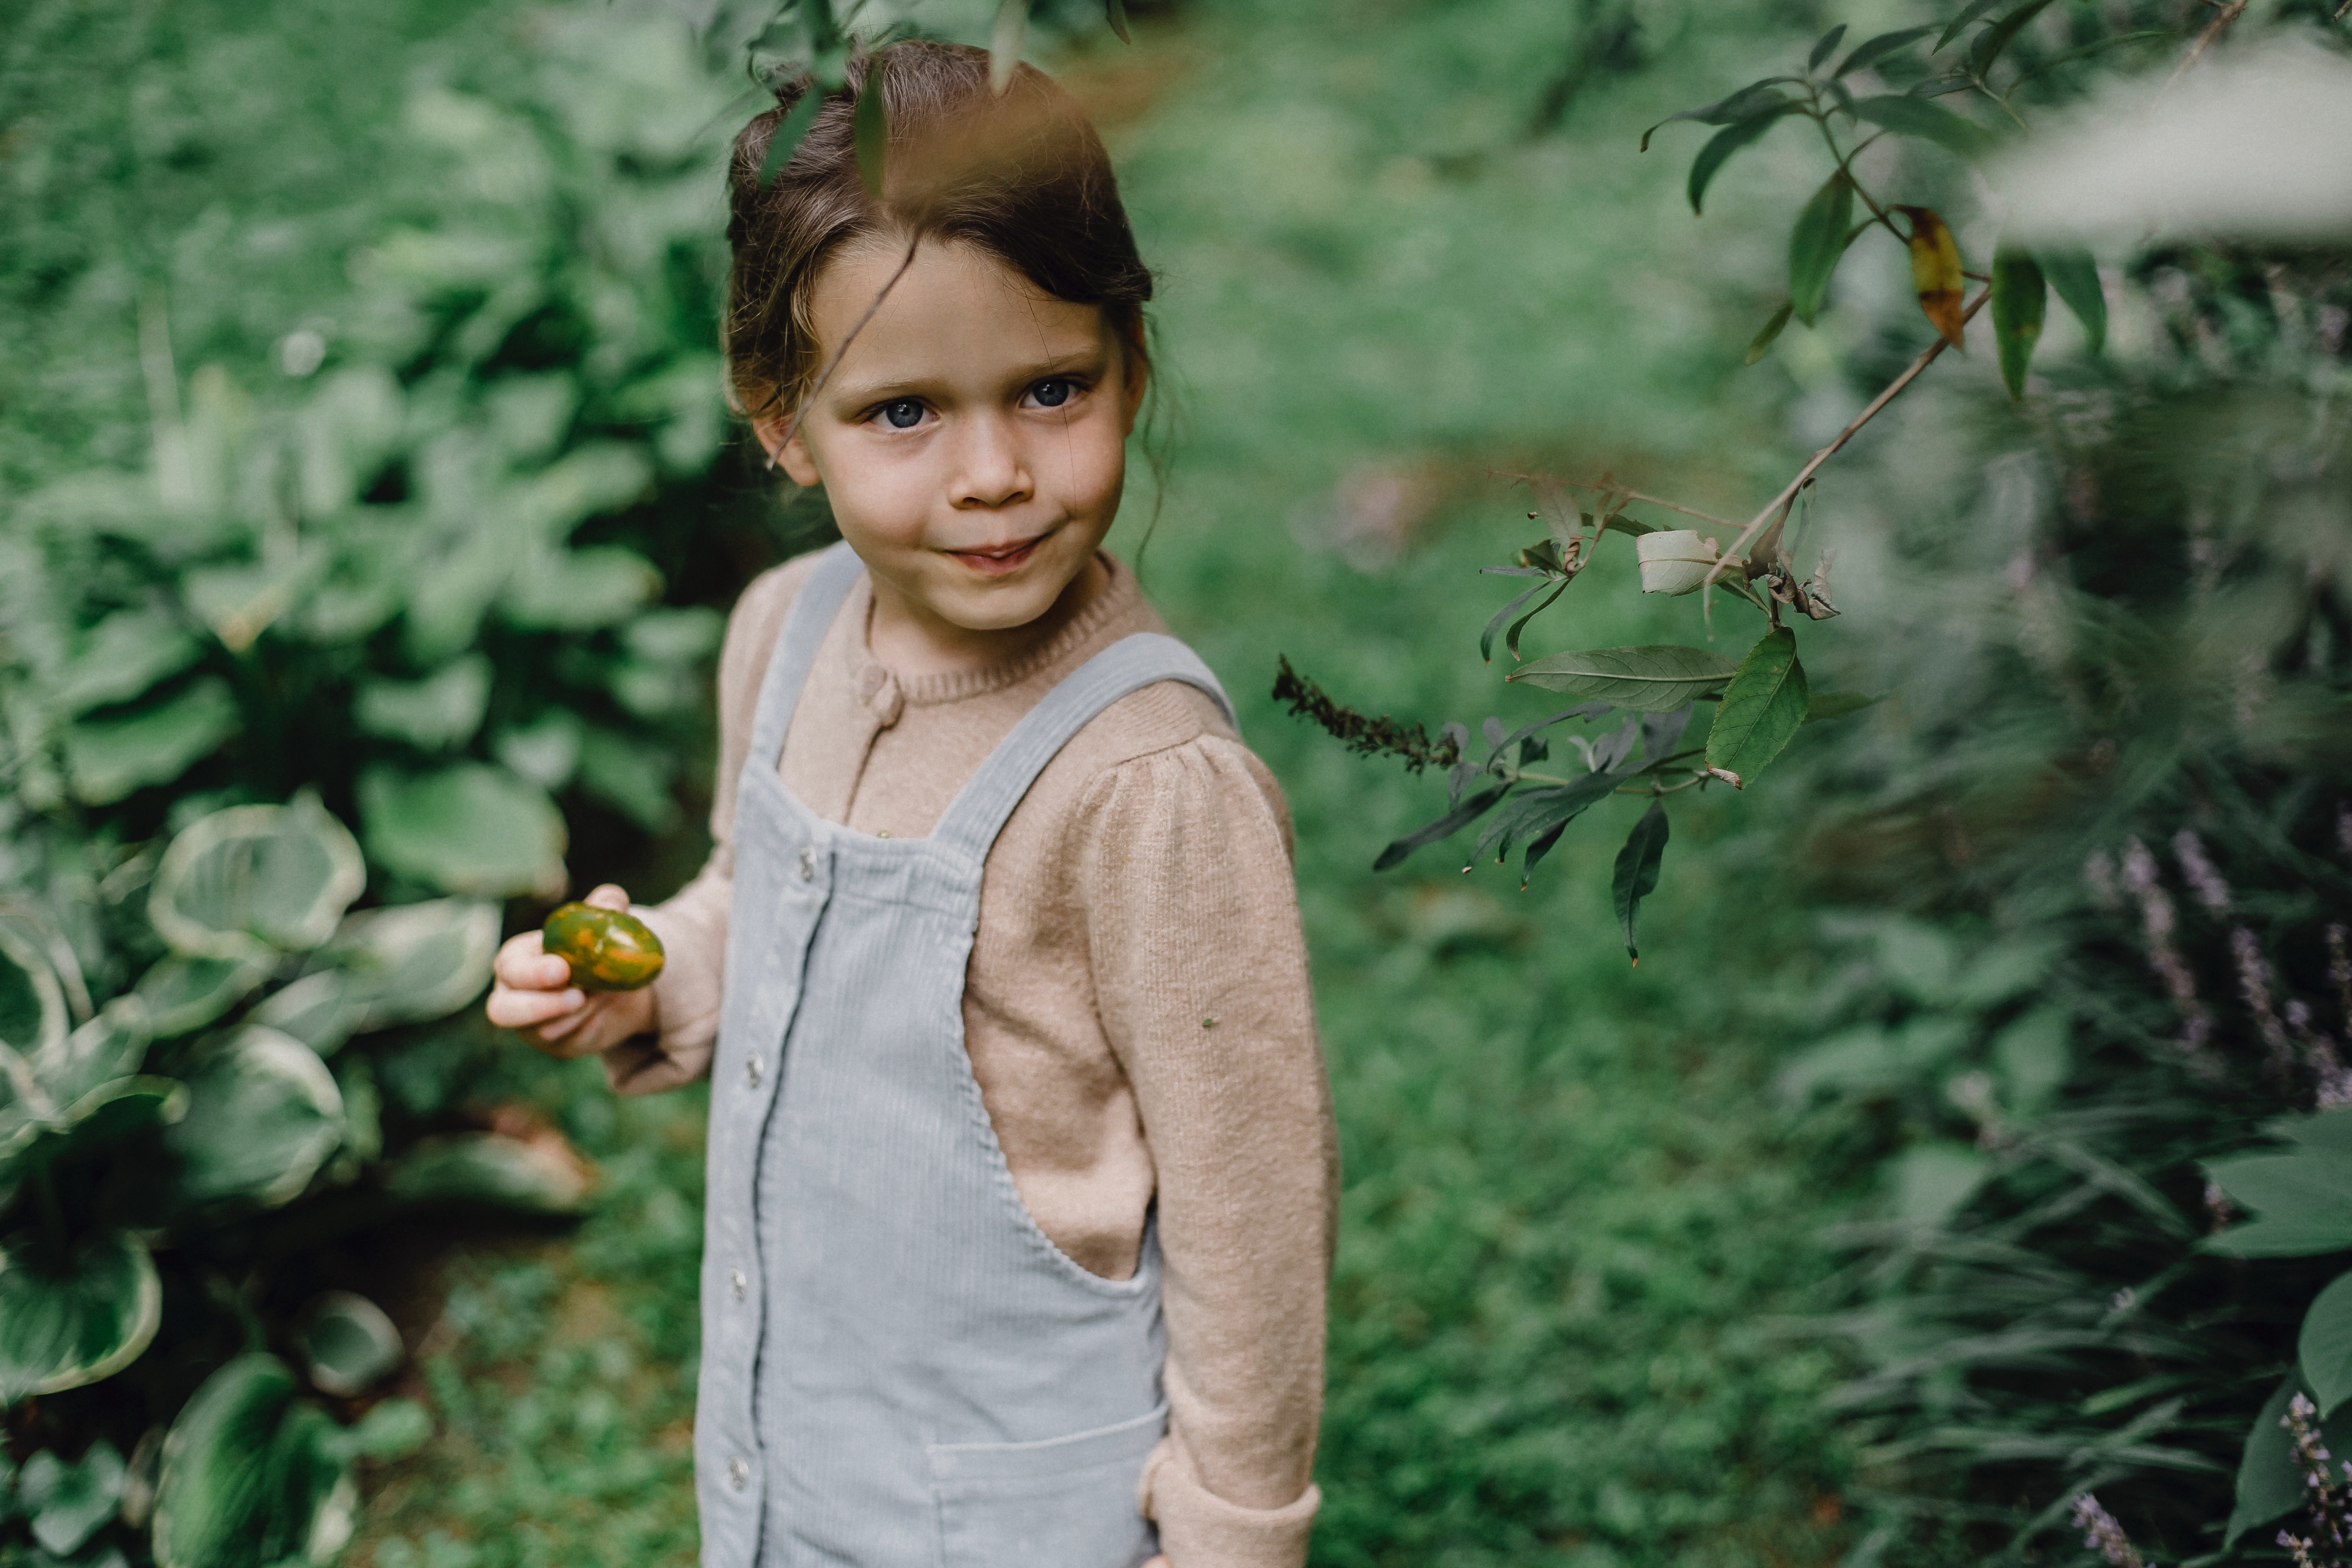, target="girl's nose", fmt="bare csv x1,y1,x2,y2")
948,414,1033,510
